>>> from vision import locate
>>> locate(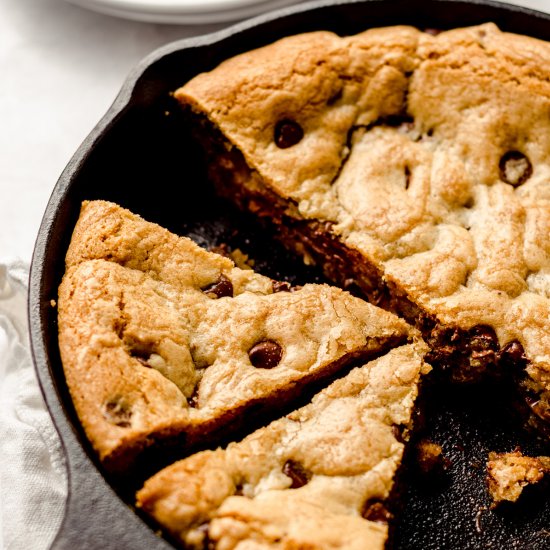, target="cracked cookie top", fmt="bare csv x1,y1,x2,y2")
58,201,411,469
137,343,428,550
176,23,550,398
